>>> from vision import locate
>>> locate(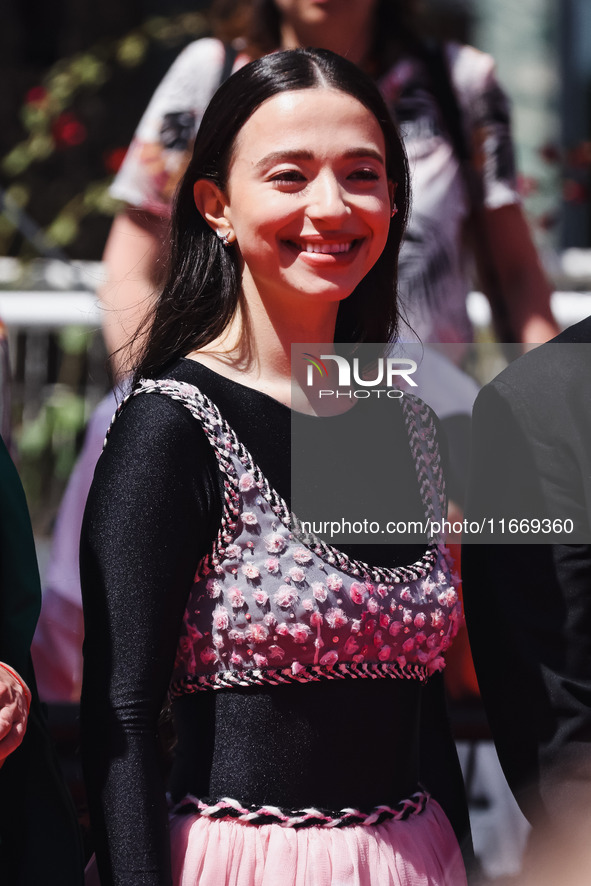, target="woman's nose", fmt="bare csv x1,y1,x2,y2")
306,173,350,223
